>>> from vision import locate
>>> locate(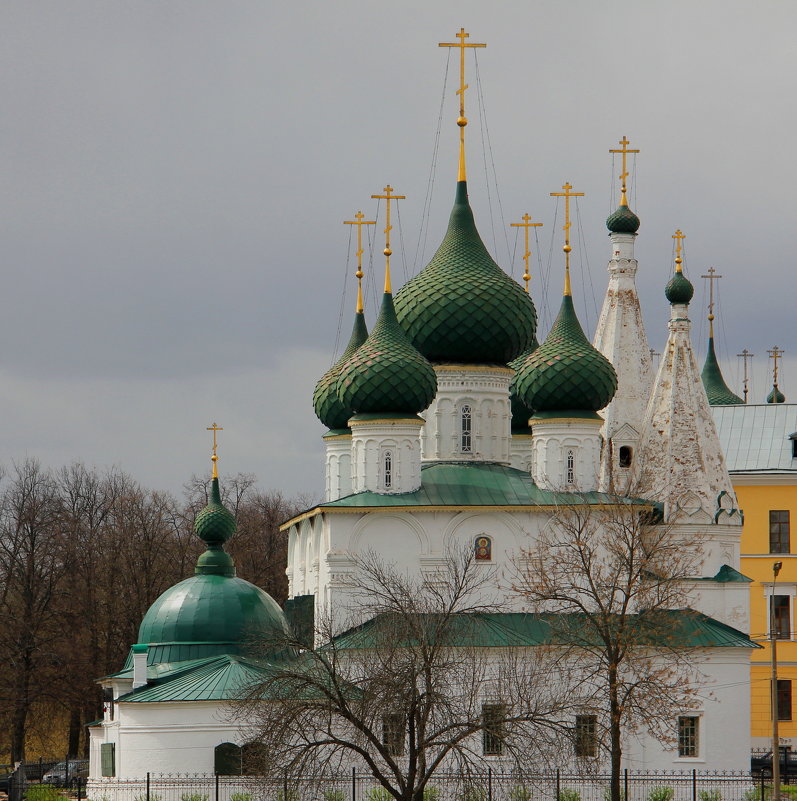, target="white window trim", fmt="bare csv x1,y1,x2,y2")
765,583,796,640
674,711,704,763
